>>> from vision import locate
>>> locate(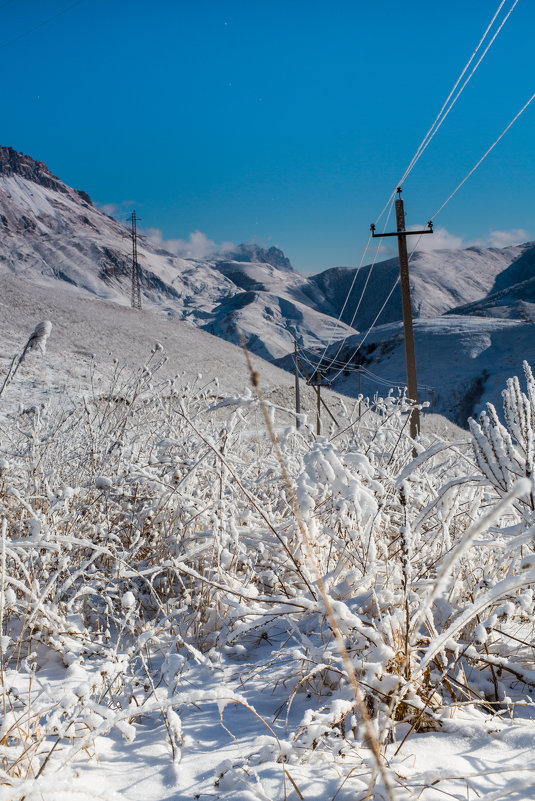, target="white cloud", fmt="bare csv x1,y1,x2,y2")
143,229,235,260
407,225,464,251
405,225,531,253
375,242,393,256
470,228,531,249
98,203,120,216
96,200,135,218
